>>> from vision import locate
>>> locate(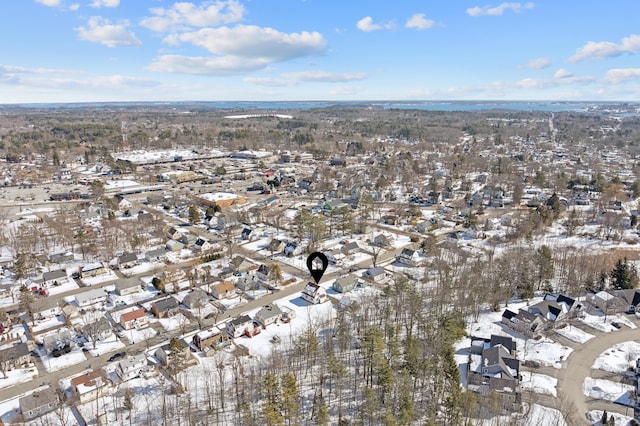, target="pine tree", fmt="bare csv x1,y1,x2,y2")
442,344,461,424
600,410,608,425
280,373,299,426
261,372,283,426
313,394,329,426
188,205,201,224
